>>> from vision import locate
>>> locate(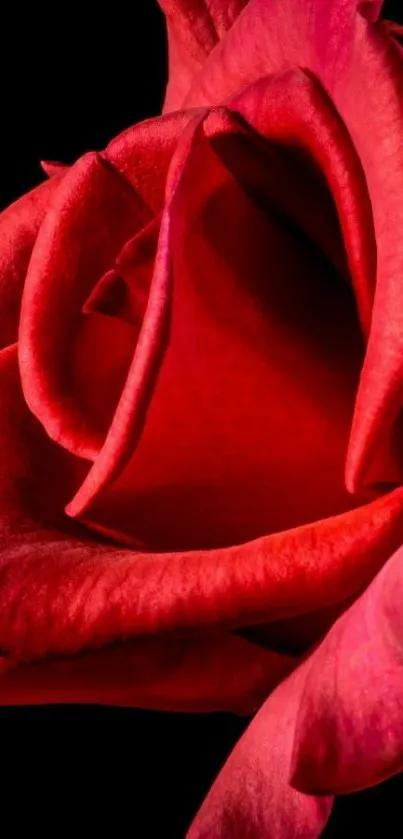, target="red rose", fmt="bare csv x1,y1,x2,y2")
1,0,403,834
